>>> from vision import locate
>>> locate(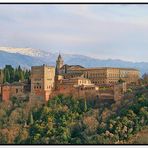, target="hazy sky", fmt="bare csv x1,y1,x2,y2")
0,4,148,62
